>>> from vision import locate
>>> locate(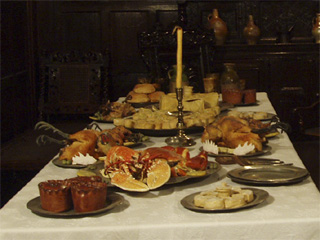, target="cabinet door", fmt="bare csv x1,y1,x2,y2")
268,56,319,123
